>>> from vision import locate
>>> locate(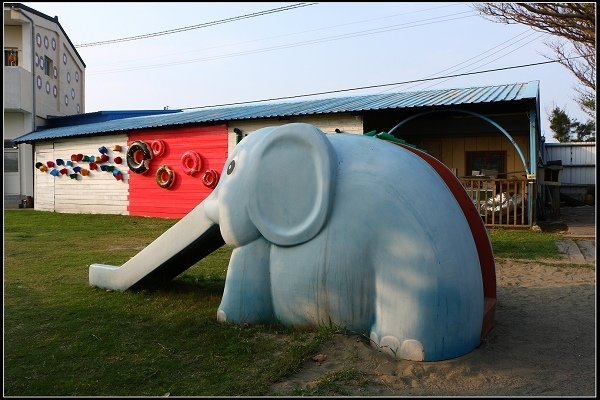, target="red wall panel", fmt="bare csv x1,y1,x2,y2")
128,125,228,218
